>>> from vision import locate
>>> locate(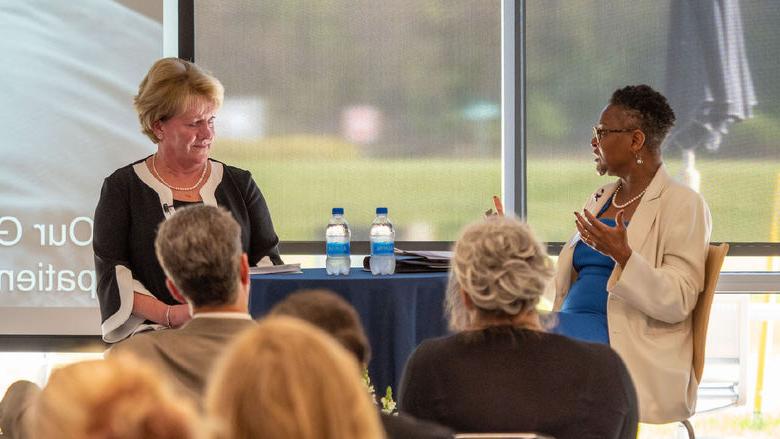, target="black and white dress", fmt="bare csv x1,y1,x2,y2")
93,157,281,342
